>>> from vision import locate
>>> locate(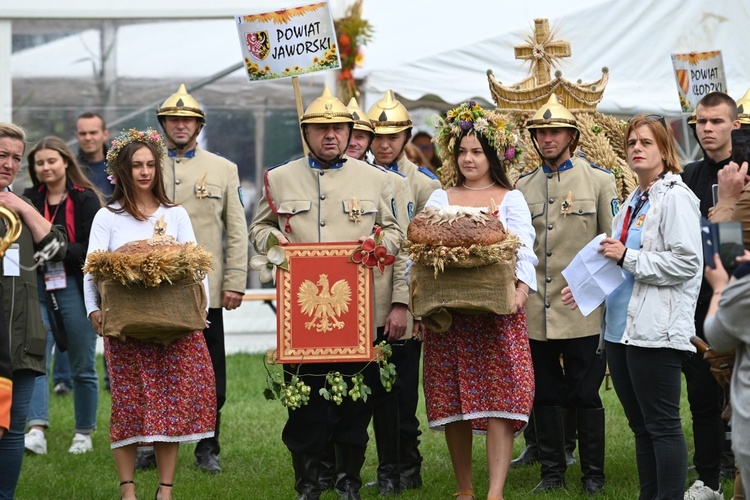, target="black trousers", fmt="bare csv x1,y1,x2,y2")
282,361,374,454
196,307,227,456
529,335,605,410
607,342,688,499
683,300,724,491
382,337,422,443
